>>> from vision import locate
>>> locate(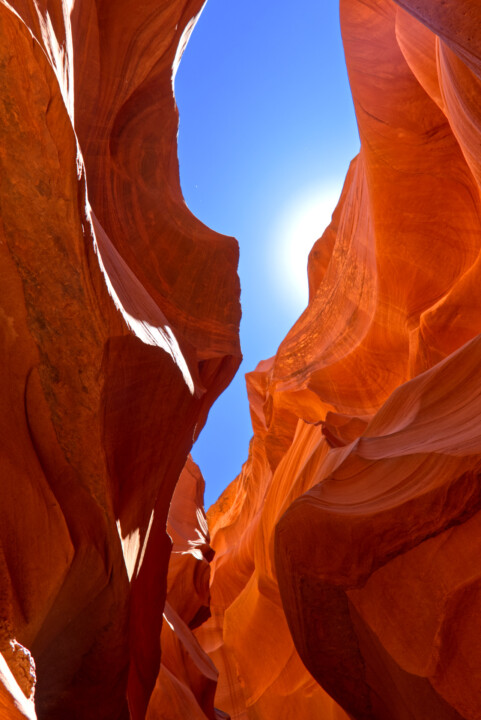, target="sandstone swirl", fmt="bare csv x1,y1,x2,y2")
0,0,240,718
203,1,481,719
4,0,481,719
